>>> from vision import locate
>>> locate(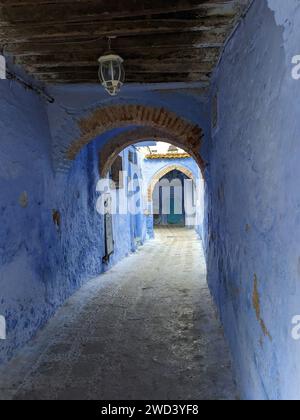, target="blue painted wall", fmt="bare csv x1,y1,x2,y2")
0,75,209,364
3,0,300,400
112,145,147,254
207,0,300,400
0,79,146,364
142,157,200,187
141,157,204,237
0,80,59,364
44,85,211,172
